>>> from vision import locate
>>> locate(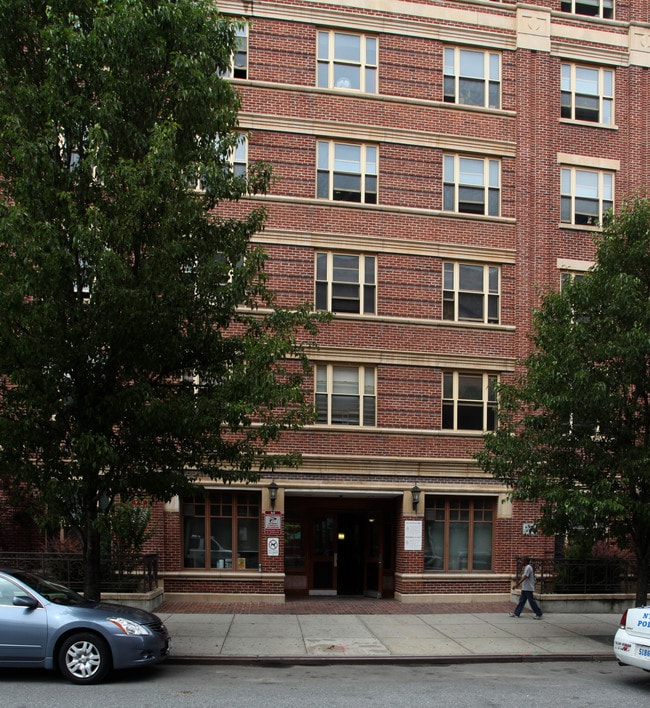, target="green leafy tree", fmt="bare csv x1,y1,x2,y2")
0,1,325,599
477,196,650,606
